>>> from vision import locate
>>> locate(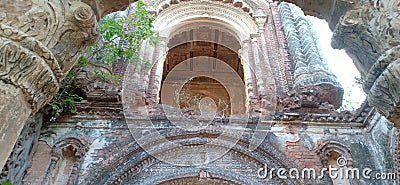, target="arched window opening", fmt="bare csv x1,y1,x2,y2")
53,145,78,185
327,151,351,185
317,140,354,185
160,41,246,116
